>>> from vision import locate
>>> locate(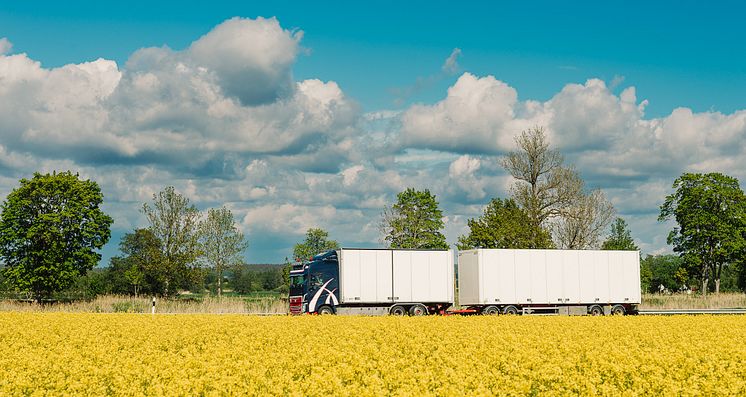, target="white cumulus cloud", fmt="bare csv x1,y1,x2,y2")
2,20,746,262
